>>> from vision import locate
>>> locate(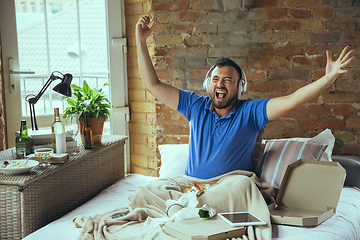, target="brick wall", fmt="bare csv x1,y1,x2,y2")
125,0,159,176
125,0,360,176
